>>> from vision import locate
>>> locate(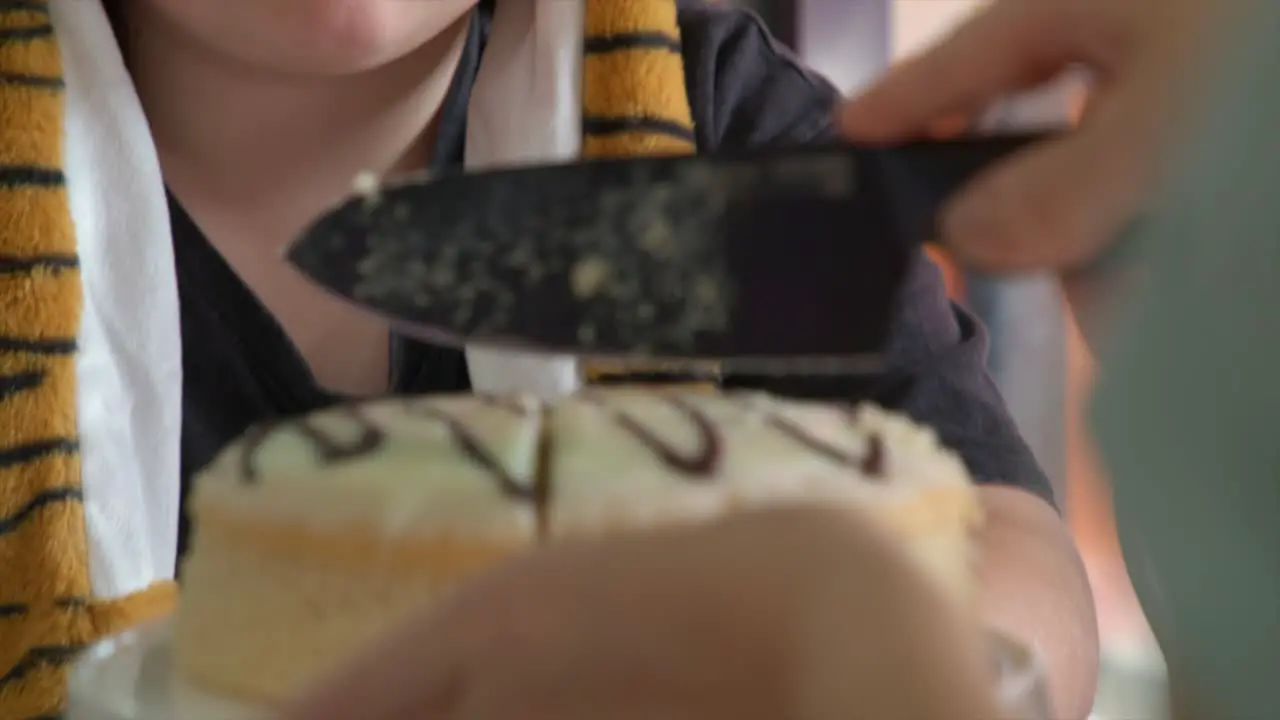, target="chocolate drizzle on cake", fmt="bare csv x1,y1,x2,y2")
239,421,278,482
237,399,542,503
860,434,885,477
236,392,890,505
532,413,555,541
767,412,887,479
299,407,385,461
580,392,891,481
767,413,859,466
587,392,722,477
240,407,385,482
400,400,541,502
475,393,535,416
